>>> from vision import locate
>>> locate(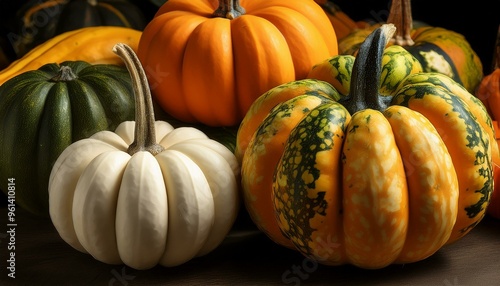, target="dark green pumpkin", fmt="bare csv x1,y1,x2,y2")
12,0,146,57
0,60,135,216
